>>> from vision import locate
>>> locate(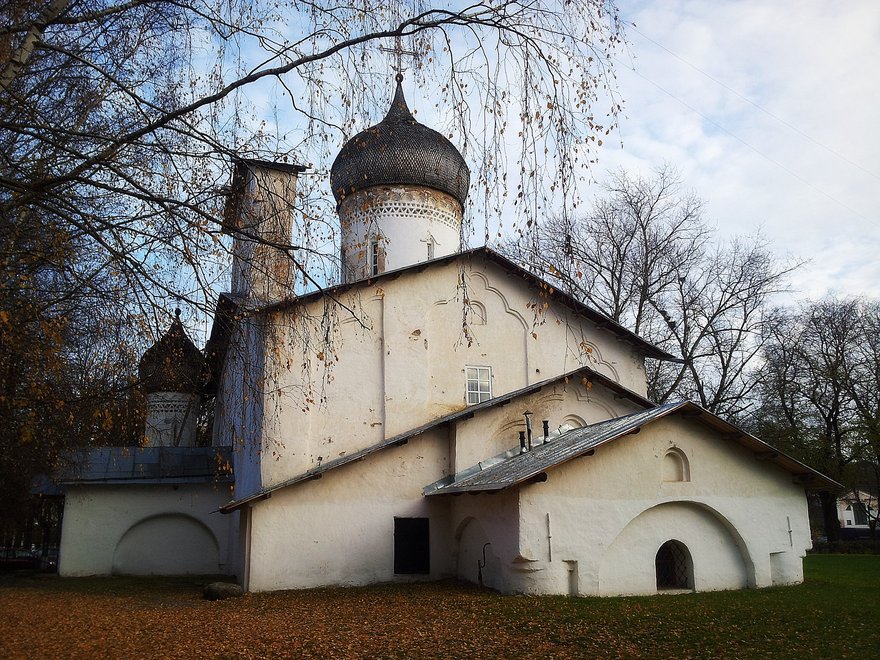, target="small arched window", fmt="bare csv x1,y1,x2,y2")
468,301,487,326
655,539,694,590
662,448,690,482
